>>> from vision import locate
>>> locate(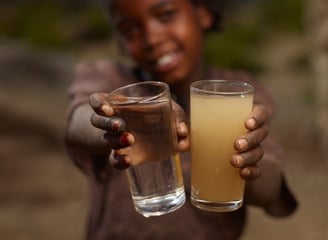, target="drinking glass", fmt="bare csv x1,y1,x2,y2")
107,81,185,217
190,80,254,212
